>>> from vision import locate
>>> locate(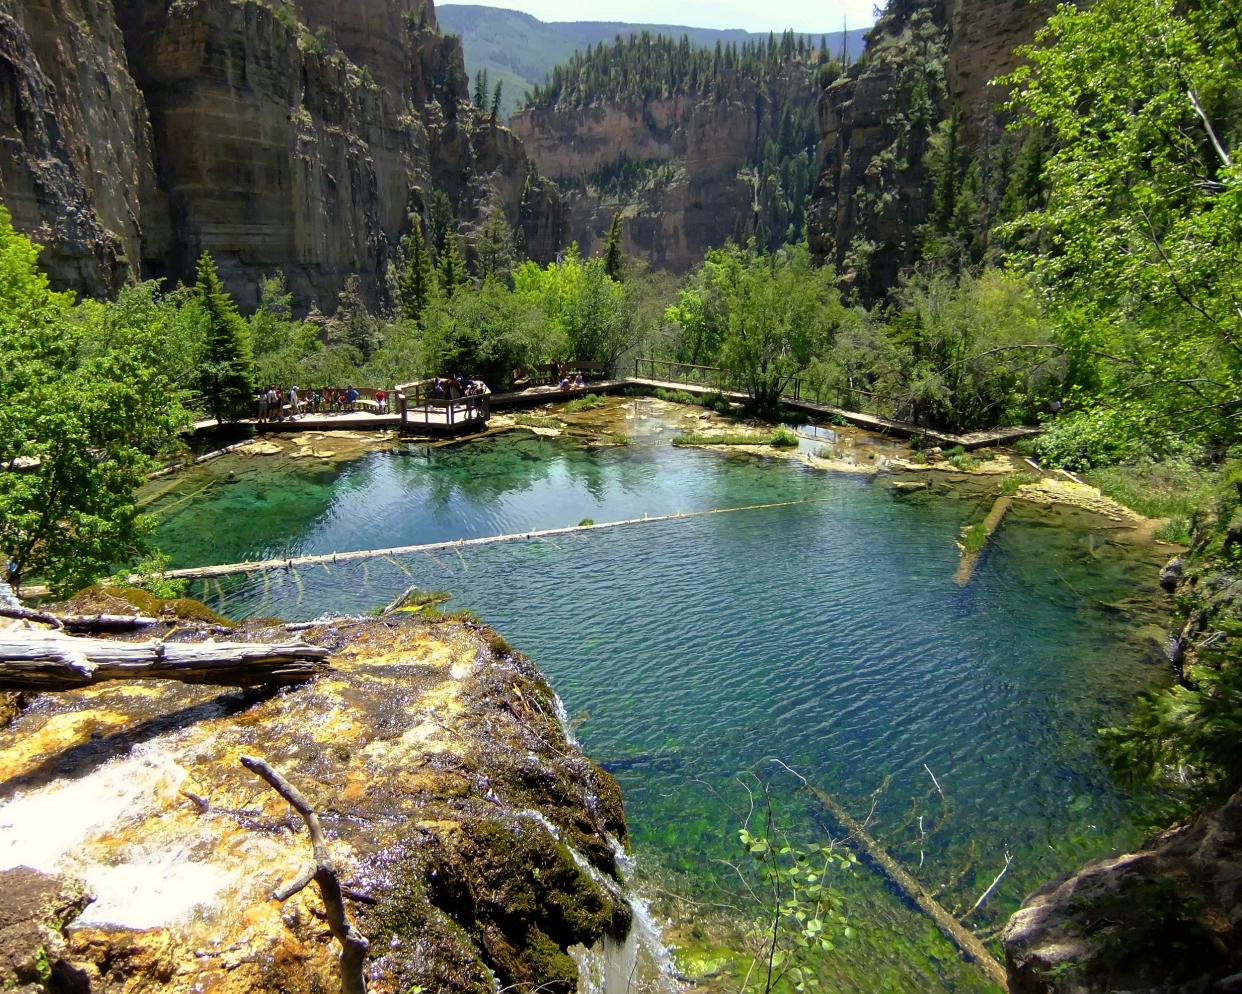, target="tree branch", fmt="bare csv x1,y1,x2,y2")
240,756,369,994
